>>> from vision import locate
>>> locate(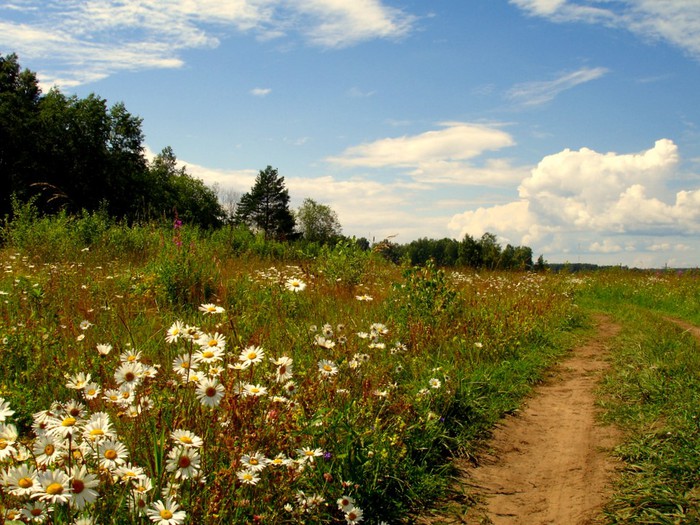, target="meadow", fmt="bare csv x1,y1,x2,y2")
1,211,699,524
